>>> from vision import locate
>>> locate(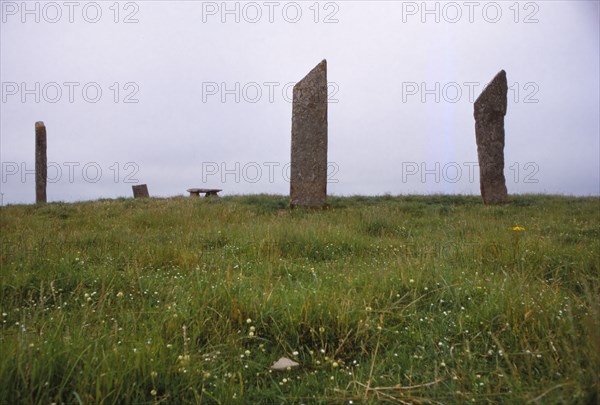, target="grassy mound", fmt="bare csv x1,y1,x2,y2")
1,194,598,403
